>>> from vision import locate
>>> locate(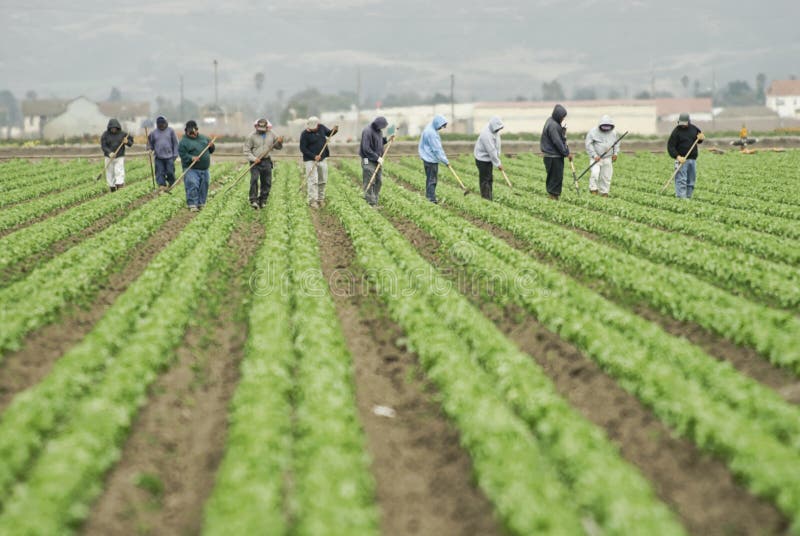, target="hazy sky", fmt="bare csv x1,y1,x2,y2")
2,0,799,105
